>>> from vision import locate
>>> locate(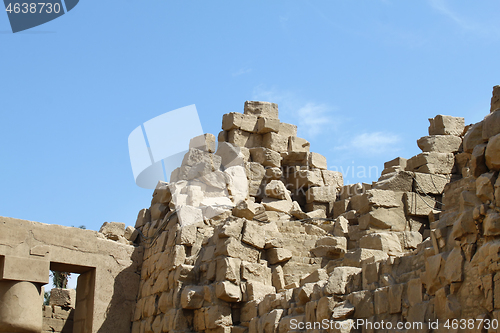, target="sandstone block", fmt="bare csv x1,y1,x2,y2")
334,216,349,237
232,200,258,220
492,85,500,112
484,210,500,236
244,101,279,119
384,157,407,169
246,281,276,301
305,186,337,203
373,171,413,192
404,192,439,216
262,309,284,333
216,257,241,283
308,152,327,169
250,147,282,167
463,121,484,153
331,300,355,320
240,114,259,133
343,248,389,267
278,122,297,137
272,266,286,291
417,135,462,153
181,286,204,309
322,170,343,188
483,109,500,140
388,284,403,314
428,115,465,136
476,172,496,203
359,232,402,255
262,198,293,214
257,117,280,134
222,112,244,131
471,143,489,177
442,247,463,284
99,222,125,239
215,238,259,262
265,180,291,200
267,248,293,264
204,305,232,329
242,262,272,285
287,169,324,189
486,133,500,170
216,142,249,170
325,267,362,295
413,172,450,194
358,207,406,231
190,133,216,153
406,152,455,174
177,206,203,227
262,132,288,153
350,189,403,215
242,220,266,250
216,281,242,302
288,136,310,153
49,288,76,308
373,287,389,315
